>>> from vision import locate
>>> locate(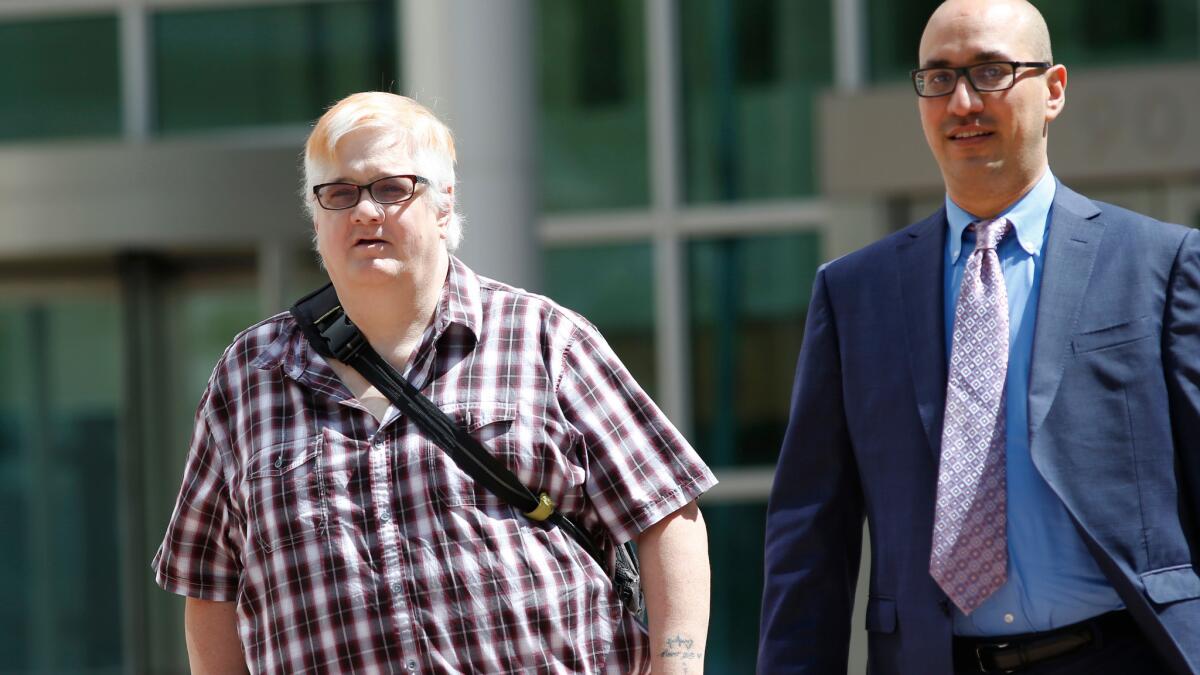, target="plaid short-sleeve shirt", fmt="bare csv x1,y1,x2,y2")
153,256,717,674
